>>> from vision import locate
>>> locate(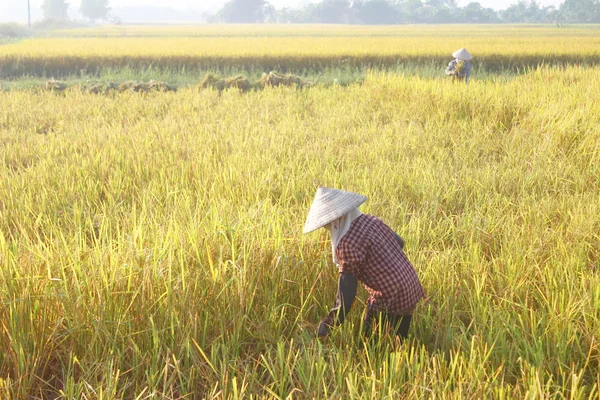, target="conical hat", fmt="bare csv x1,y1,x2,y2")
452,48,473,61
303,187,368,234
